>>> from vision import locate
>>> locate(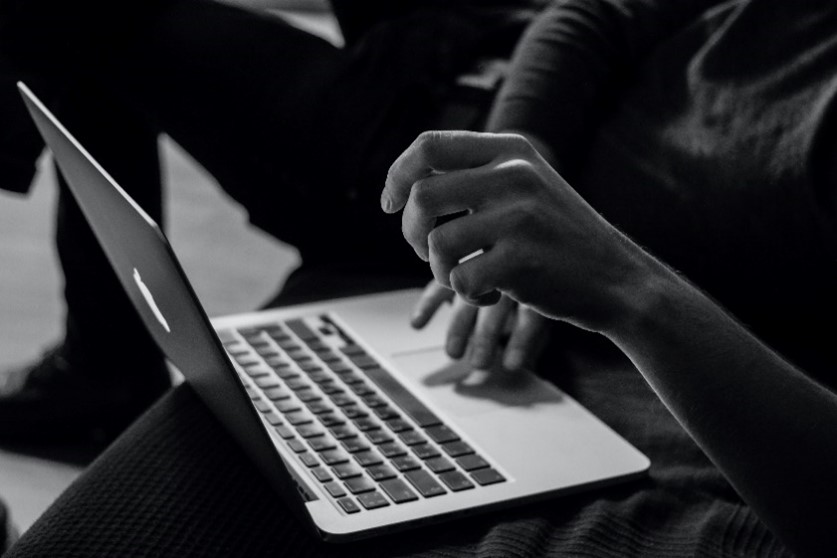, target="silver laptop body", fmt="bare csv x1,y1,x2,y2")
19,82,649,541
